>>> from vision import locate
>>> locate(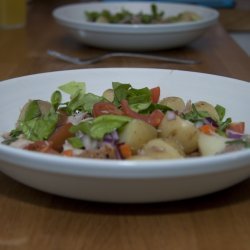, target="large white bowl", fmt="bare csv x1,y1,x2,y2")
0,68,249,203
52,2,219,51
